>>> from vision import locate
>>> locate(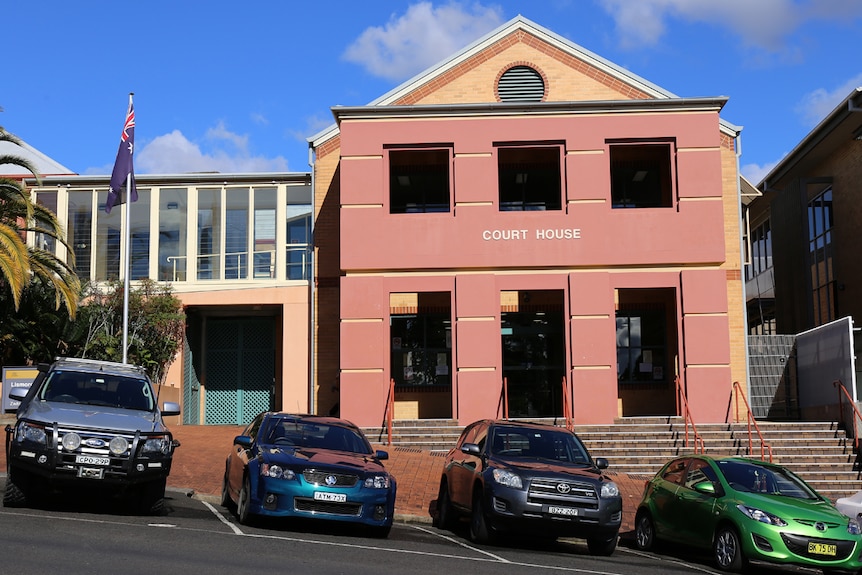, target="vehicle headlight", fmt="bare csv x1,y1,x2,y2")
364,475,390,489
601,481,620,498
492,469,523,489
260,464,295,479
142,436,171,455
109,436,129,455
737,504,788,526
848,519,861,535
17,421,47,445
61,432,81,451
